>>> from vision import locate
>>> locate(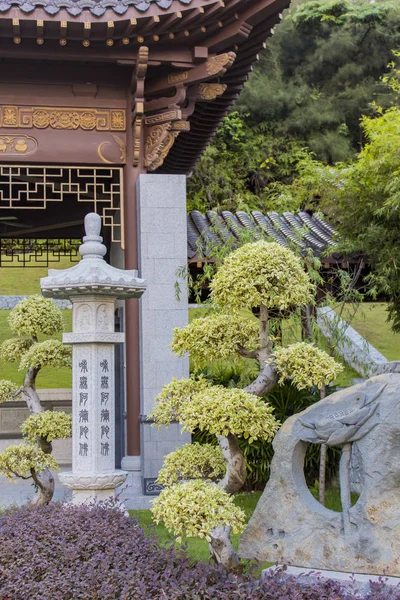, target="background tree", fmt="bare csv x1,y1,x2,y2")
188,0,400,214
150,241,342,570
0,295,72,505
